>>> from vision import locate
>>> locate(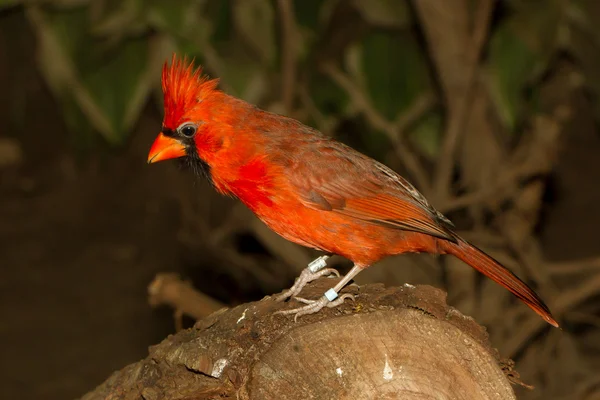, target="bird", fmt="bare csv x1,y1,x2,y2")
147,55,558,328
